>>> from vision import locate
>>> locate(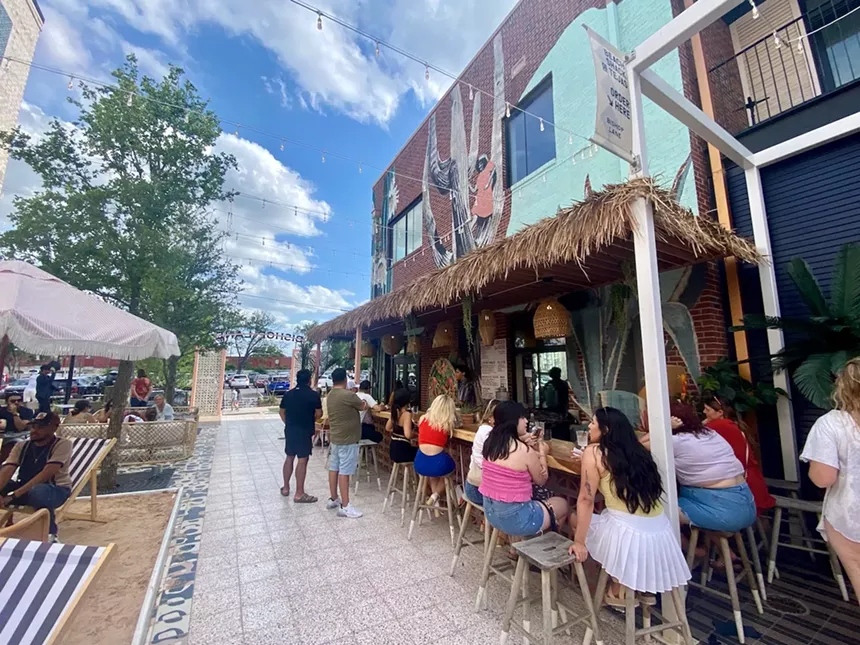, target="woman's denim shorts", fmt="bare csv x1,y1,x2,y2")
483,497,545,537
679,483,756,532
464,481,484,506
414,450,455,478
